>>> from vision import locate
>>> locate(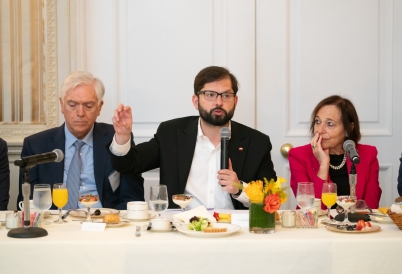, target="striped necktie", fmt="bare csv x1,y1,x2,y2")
65,140,85,209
